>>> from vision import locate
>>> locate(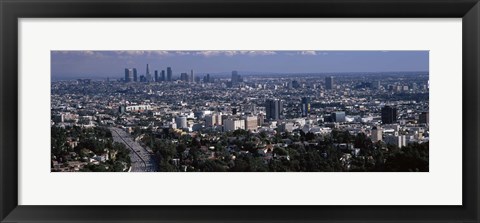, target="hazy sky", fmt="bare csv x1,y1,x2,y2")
51,50,429,79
